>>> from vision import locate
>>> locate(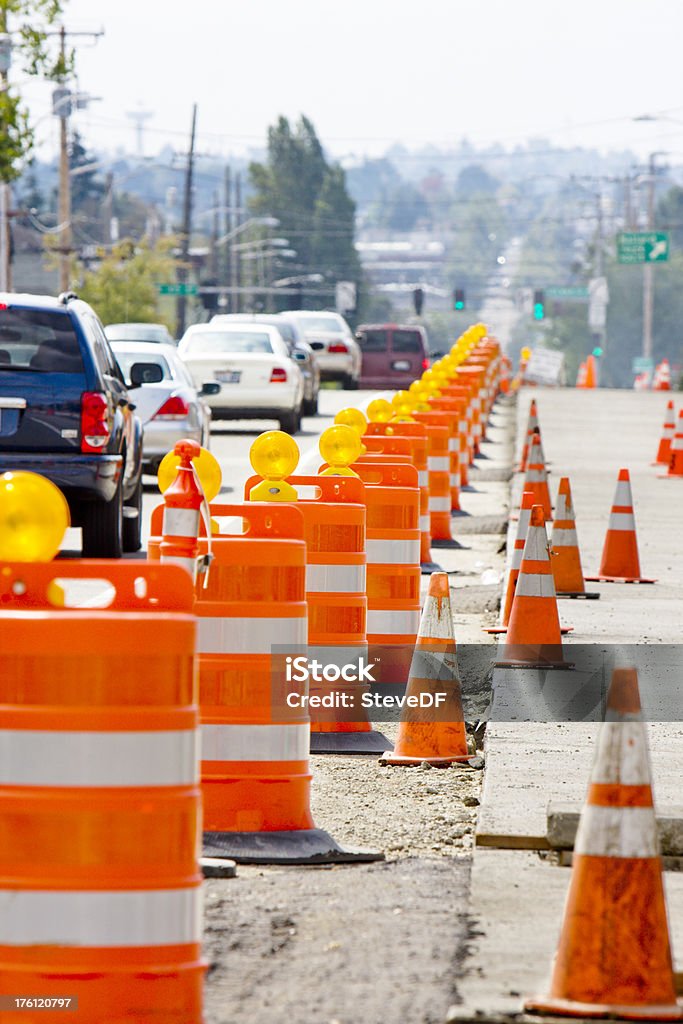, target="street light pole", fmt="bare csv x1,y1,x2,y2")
642,151,660,360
